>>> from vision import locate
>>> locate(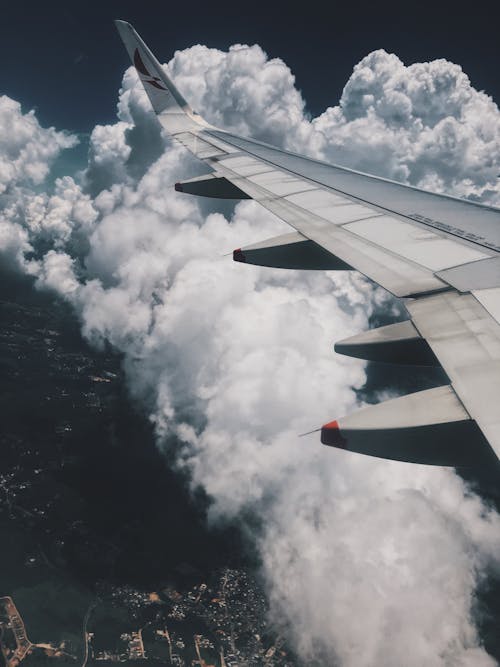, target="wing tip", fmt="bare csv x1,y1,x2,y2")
114,20,135,43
